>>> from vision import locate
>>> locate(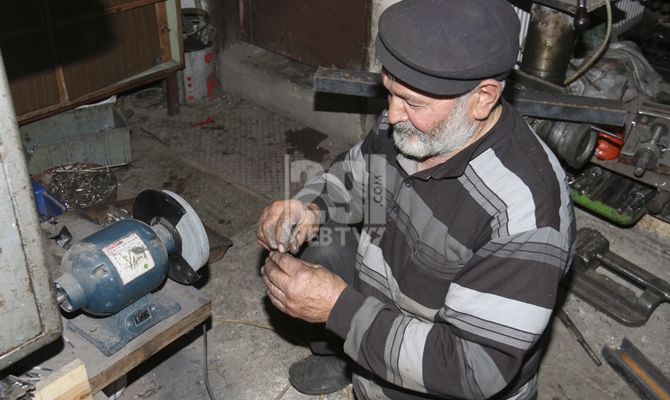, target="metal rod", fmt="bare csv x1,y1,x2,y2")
591,126,624,141
557,309,602,366
312,67,628,126
597,251,670,302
